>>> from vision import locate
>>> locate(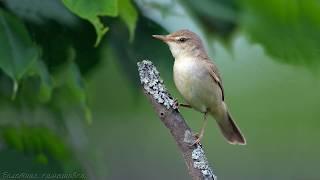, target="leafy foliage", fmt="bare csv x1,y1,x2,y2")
1,126,70,164
0,9,39,98
119,0,138,41
34,61,53,103
0,0,138,171
240,0,320,67
62,0,138,46
52,59,92,124
106,16,170,89
62,0,118,46
0,0,139,116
